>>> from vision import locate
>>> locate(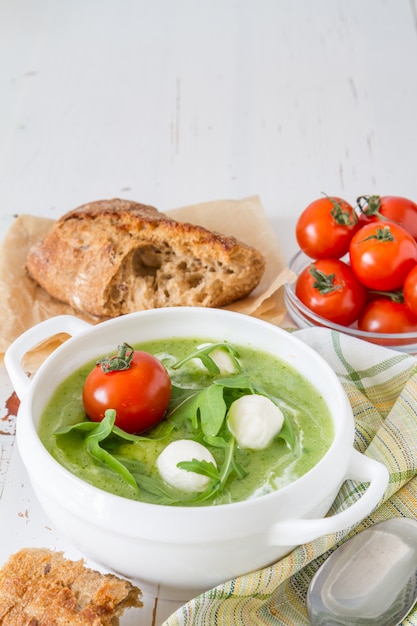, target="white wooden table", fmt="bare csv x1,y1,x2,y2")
1,1,417,623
